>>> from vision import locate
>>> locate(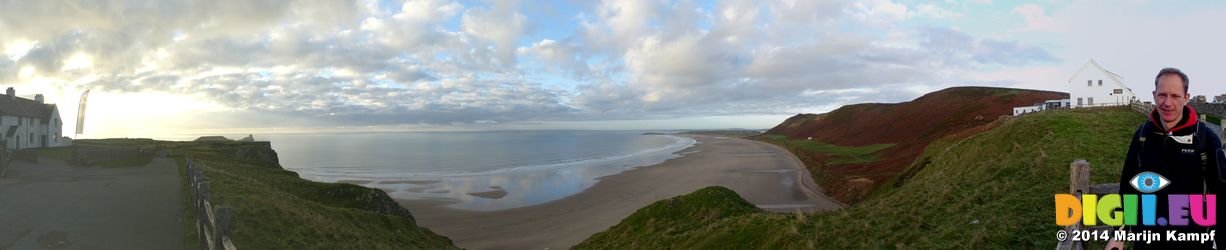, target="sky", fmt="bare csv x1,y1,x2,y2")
1,0,1224,139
